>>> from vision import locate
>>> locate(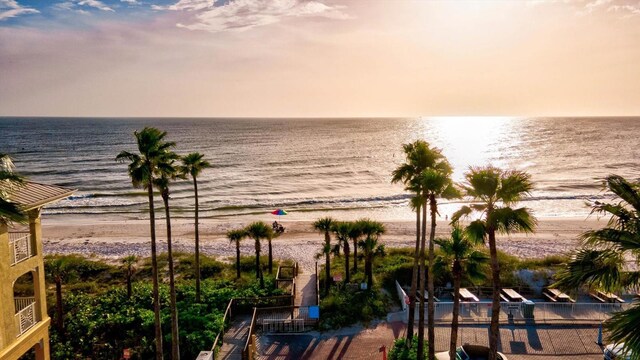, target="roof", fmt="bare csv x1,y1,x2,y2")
2,181,76,211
